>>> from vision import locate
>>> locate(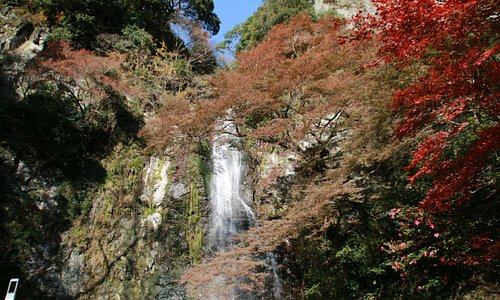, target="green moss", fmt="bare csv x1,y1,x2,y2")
59,181,95,221
183,142,212,196
197,152,212,195
69,225,90,249
102,195,114,219
166,159,175,194
129,284,142,300
154,157,165,182
186,182,203,264
143,205,157,216
304,283,322,300
103,144,144,193
181,145,213,264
